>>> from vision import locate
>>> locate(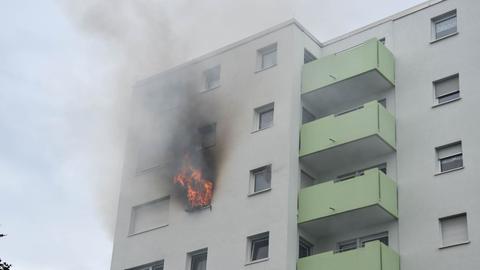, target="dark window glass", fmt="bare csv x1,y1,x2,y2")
253,167,271,192
361,235,389,247
337,240,357,252
191,252,207,270
438,91,460,104
440,154,463,172
251,237,269,261
299,239,312,258
259,109,274,129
